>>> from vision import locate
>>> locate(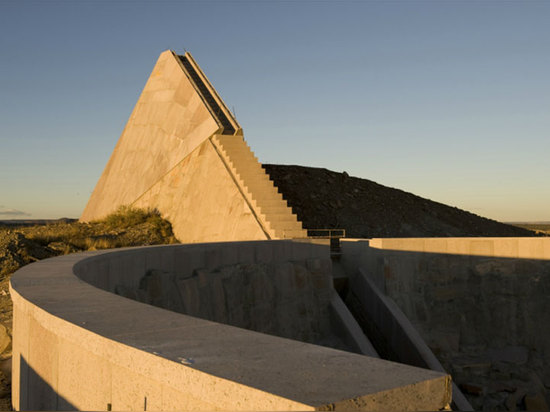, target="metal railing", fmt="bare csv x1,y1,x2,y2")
306,229,346,239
